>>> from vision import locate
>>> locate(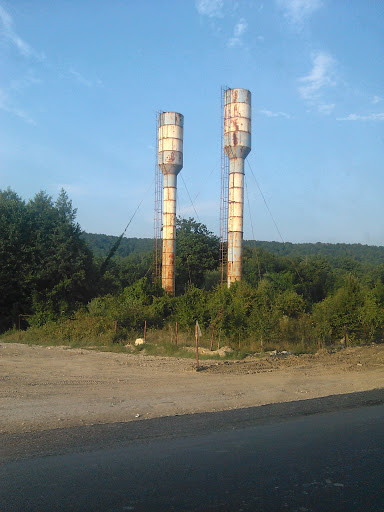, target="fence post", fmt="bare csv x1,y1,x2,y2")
175,322,178,345
144,320,147,342
195,322,199,370
210,326,214,351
